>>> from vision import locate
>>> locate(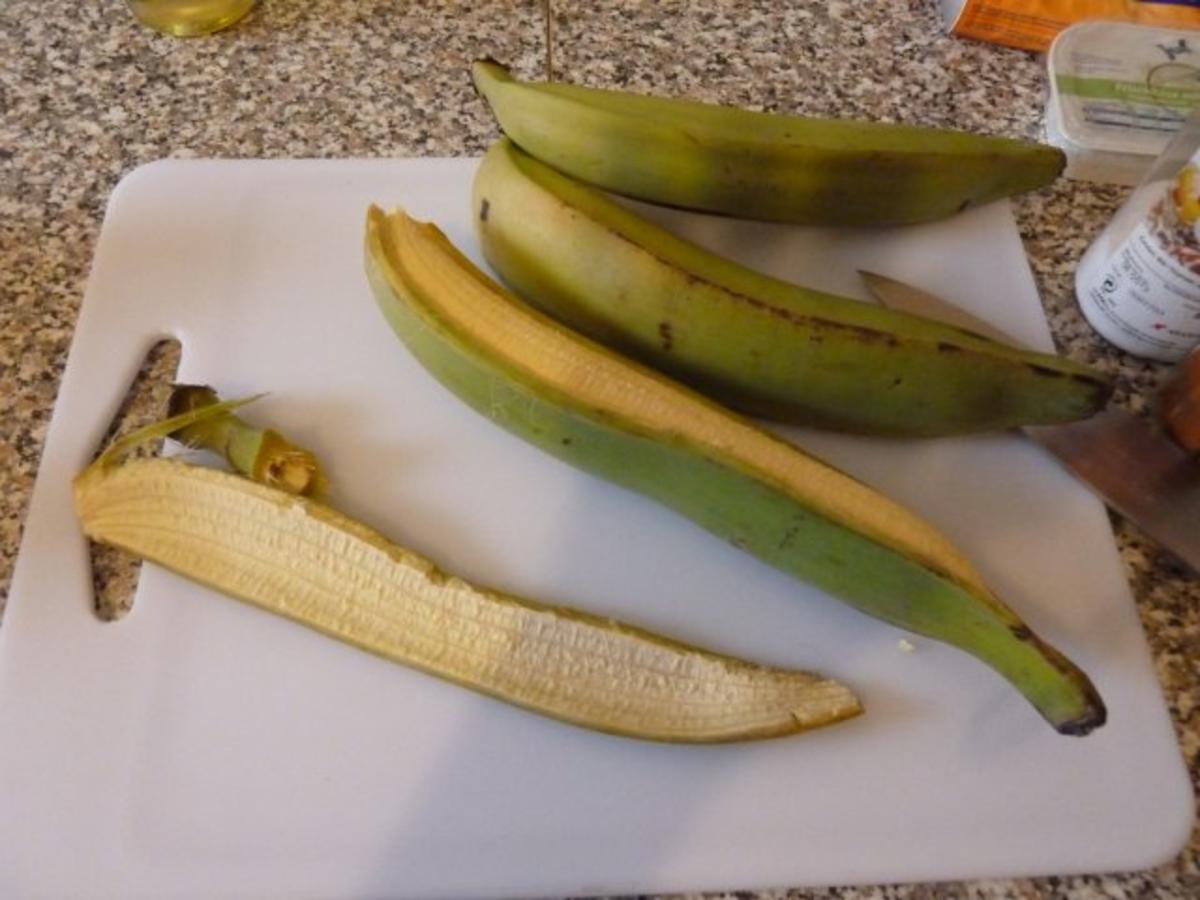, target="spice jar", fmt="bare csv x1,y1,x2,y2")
1075,107,1200,362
